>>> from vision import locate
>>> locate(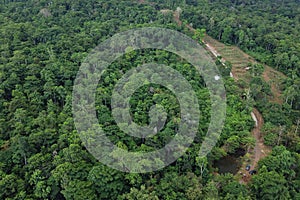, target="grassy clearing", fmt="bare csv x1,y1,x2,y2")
203,35,253,82
203,35,285,104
